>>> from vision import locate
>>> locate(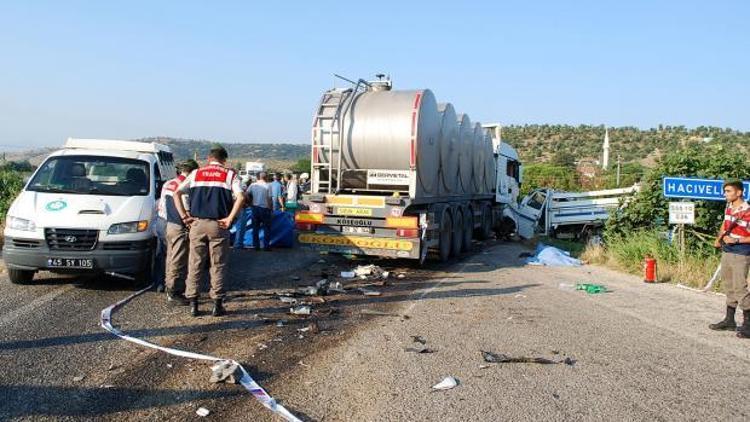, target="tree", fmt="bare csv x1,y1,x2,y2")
292,158,311,174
